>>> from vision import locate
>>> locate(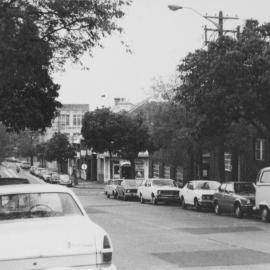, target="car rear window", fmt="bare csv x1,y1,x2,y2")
0,192,83,221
